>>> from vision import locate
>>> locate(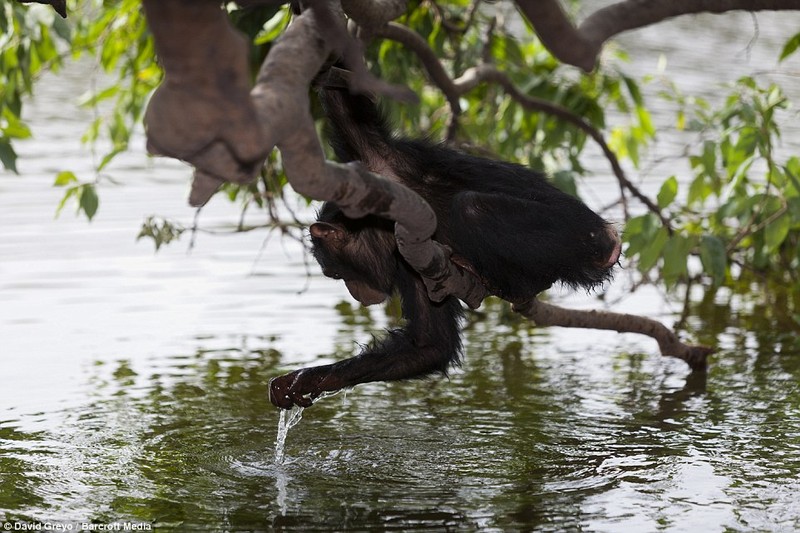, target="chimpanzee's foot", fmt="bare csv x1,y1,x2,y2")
269,366,344,409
